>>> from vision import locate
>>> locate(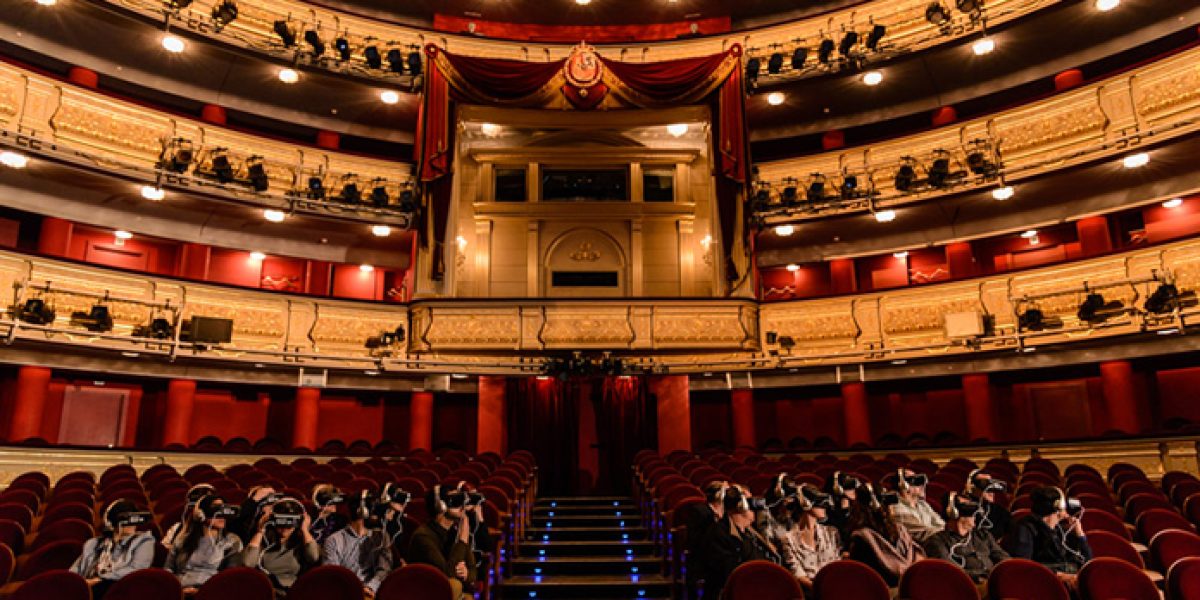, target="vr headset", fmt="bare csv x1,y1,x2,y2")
268,499,306,528
746,497,768,511
800,486,835,510
1065,497,1083,516
315,489,346,507
204,504,240,520
899,472,929,488
114,511,152,528
969,472,1009,494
